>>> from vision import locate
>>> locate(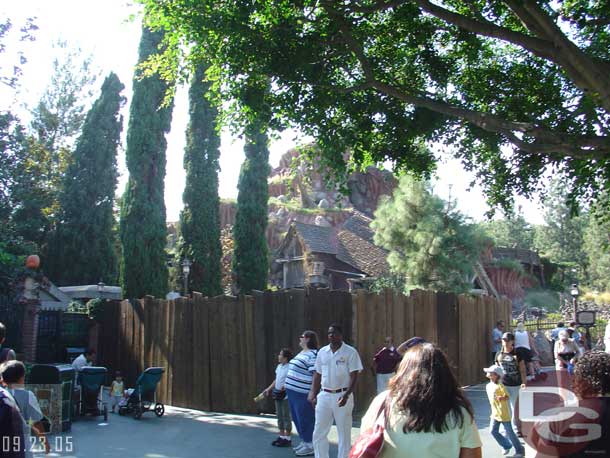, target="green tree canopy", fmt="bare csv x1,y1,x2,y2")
533,179,588,282
3,44,98,255
140,0,610,213
179,63,222,296
372,174,487,293
49,73,125,286
232,80,271,294
480,208,535,251
120,27,174,299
